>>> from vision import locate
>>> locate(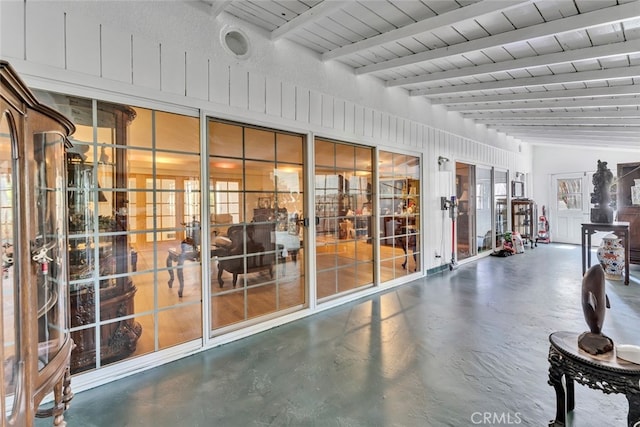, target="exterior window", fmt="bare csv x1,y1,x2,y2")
212,180,240,223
